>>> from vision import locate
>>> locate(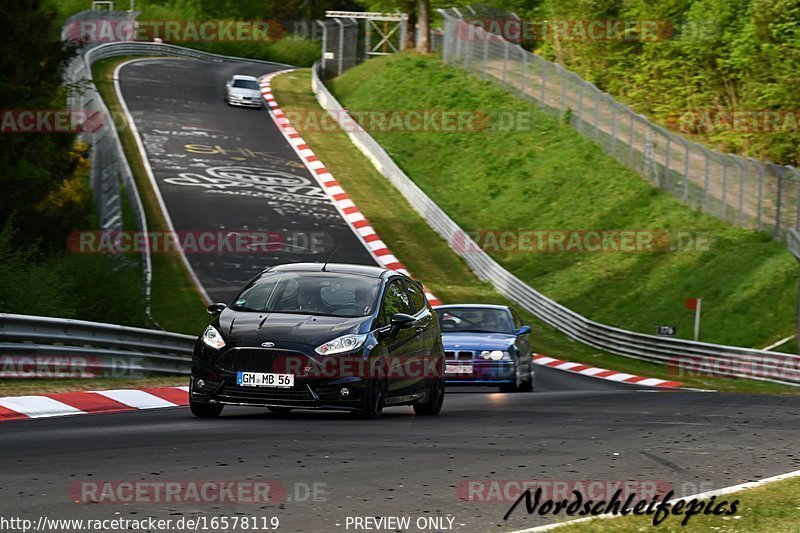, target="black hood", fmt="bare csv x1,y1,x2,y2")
216,309,372,348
